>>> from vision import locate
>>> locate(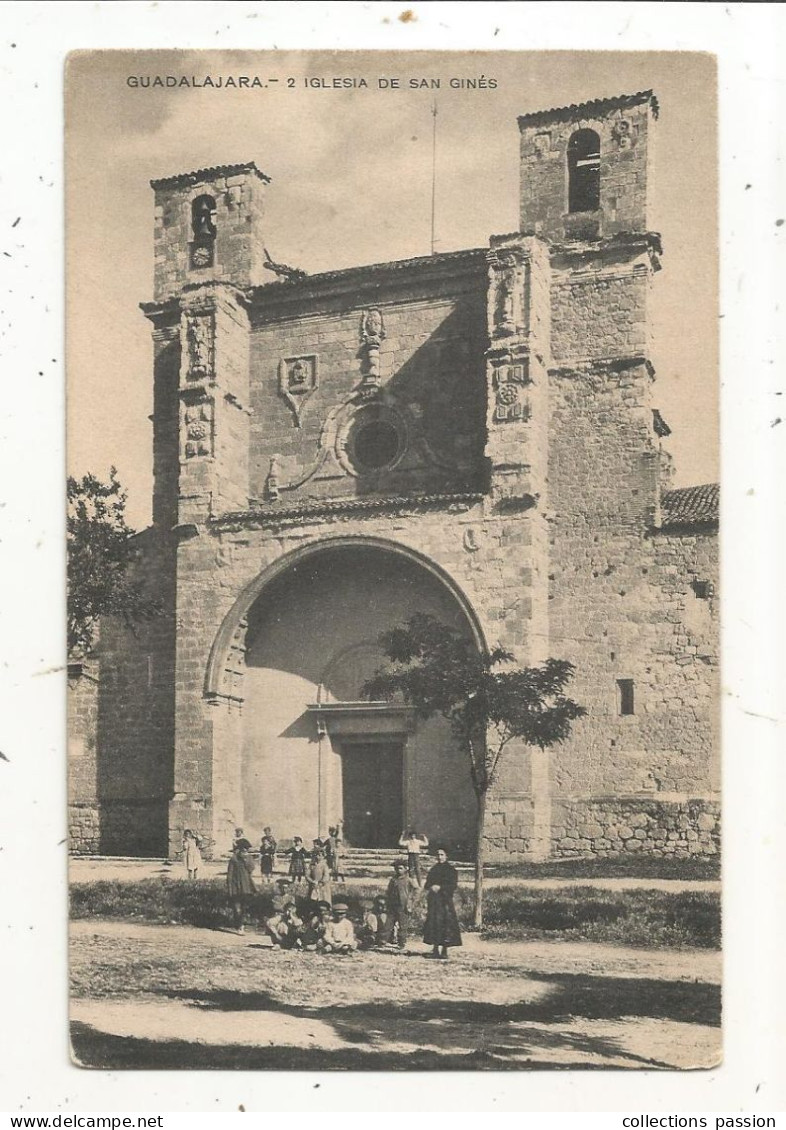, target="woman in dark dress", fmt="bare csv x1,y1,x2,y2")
226,838,256,935
423,847,462,959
